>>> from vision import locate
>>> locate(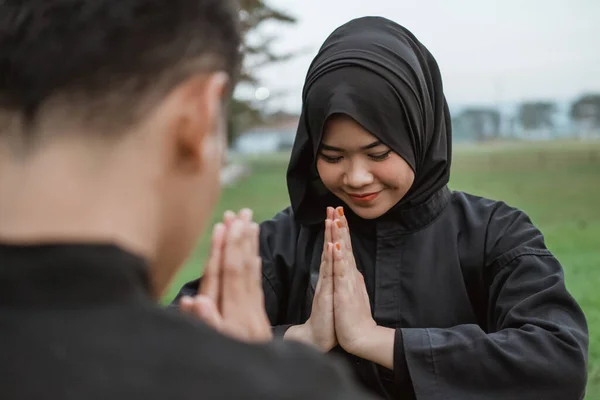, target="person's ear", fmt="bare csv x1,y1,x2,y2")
165,72,230,173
